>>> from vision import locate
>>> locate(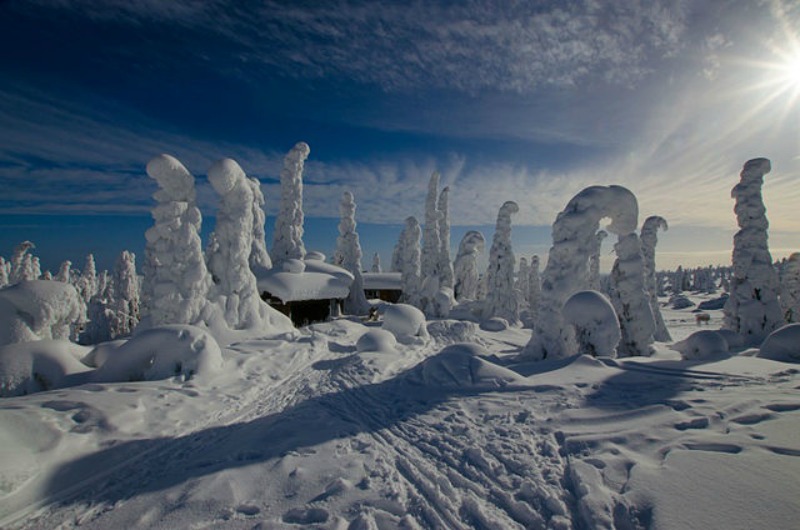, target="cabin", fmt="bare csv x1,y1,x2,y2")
362,272,402,303
256,254,353,327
